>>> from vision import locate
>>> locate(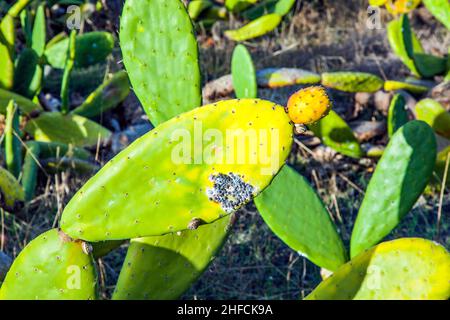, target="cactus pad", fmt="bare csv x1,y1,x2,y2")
120,0,201,126
415,99,450,139
254,166,347,271
387,93,408,137
309,110,363,158
0,166,25,212
112,215,232,300
383,80,428,94
307,238,450,300
0,229,98,300
287,86,331,125
224,13,282,41
351,121,436,257
321,72,383,93
60,99,293,241
256,68,321,88
231,44,257,99
24,112,111,147
0,88,43,115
